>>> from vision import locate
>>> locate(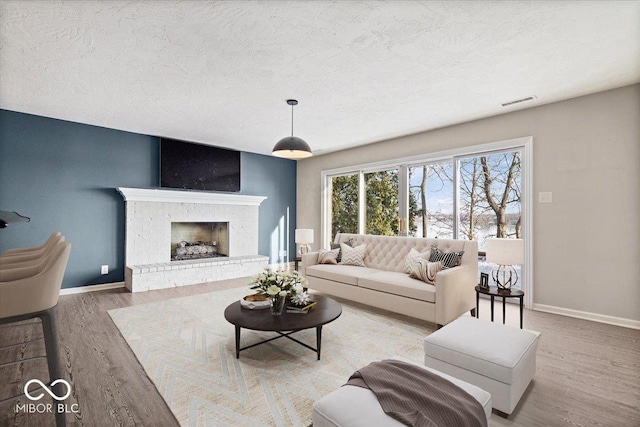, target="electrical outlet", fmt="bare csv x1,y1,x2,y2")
279,250,287,258
538,192,553,203
101,265,109,275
